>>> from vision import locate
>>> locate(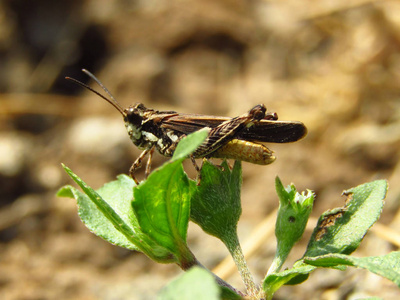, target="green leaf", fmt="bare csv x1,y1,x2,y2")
219,287,243,300
172,128,210,161
57,185,74,198
304,252,400,287
58,130,209,265
130,130,209,265
58,175,137,251
190,160,242,241
264,256,349,298
190,161,257,294
158,267,220,300
58,165,174,263
263,180,388,298
305,180,387,257
133,159,195,264
263,263,316,298
268,177,314,274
